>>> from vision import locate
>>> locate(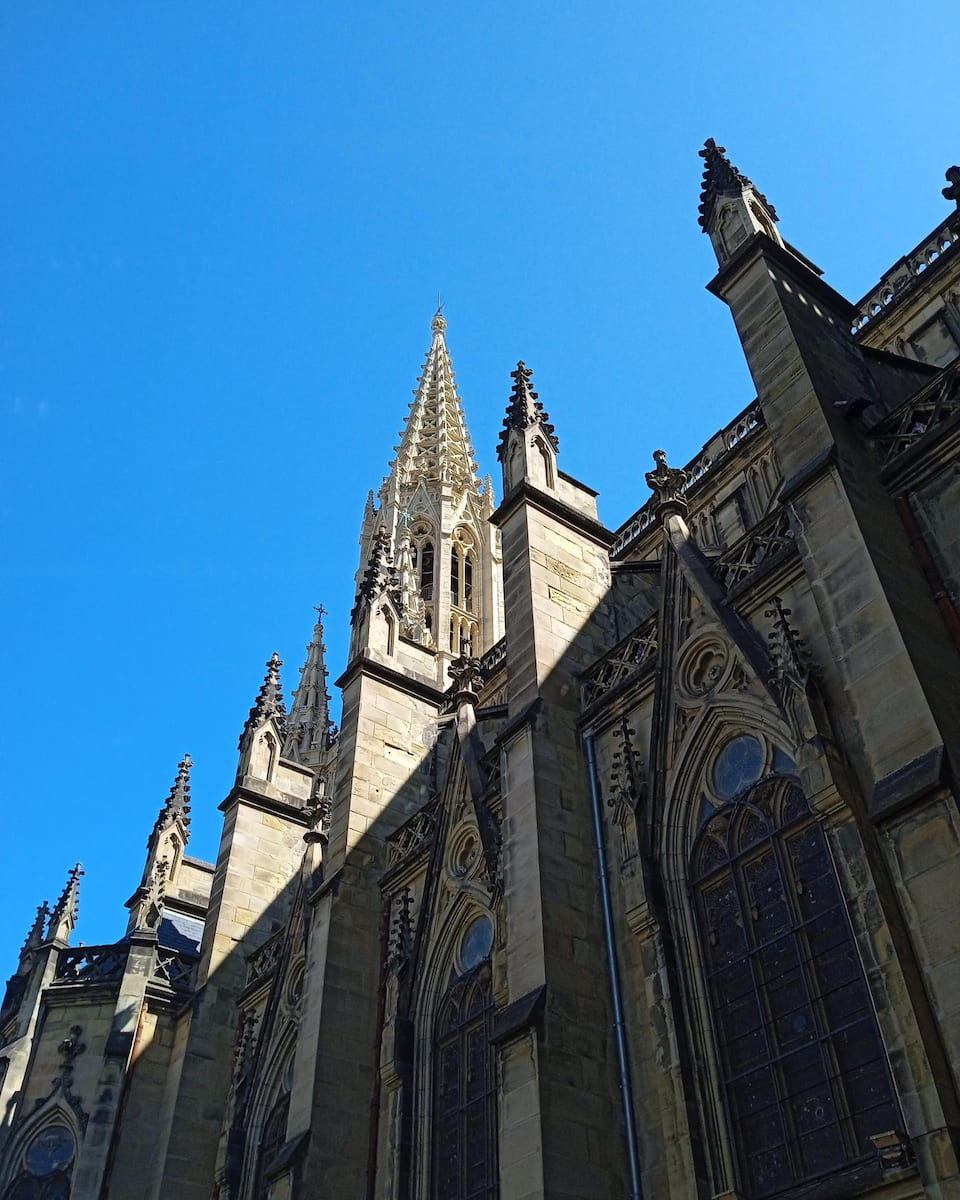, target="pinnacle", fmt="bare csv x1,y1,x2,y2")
20,901,50,961
698,138,777,231
48,863,83,943
238,654,287,749
284,605,334,760
154,754,192,836
497,361,559,461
